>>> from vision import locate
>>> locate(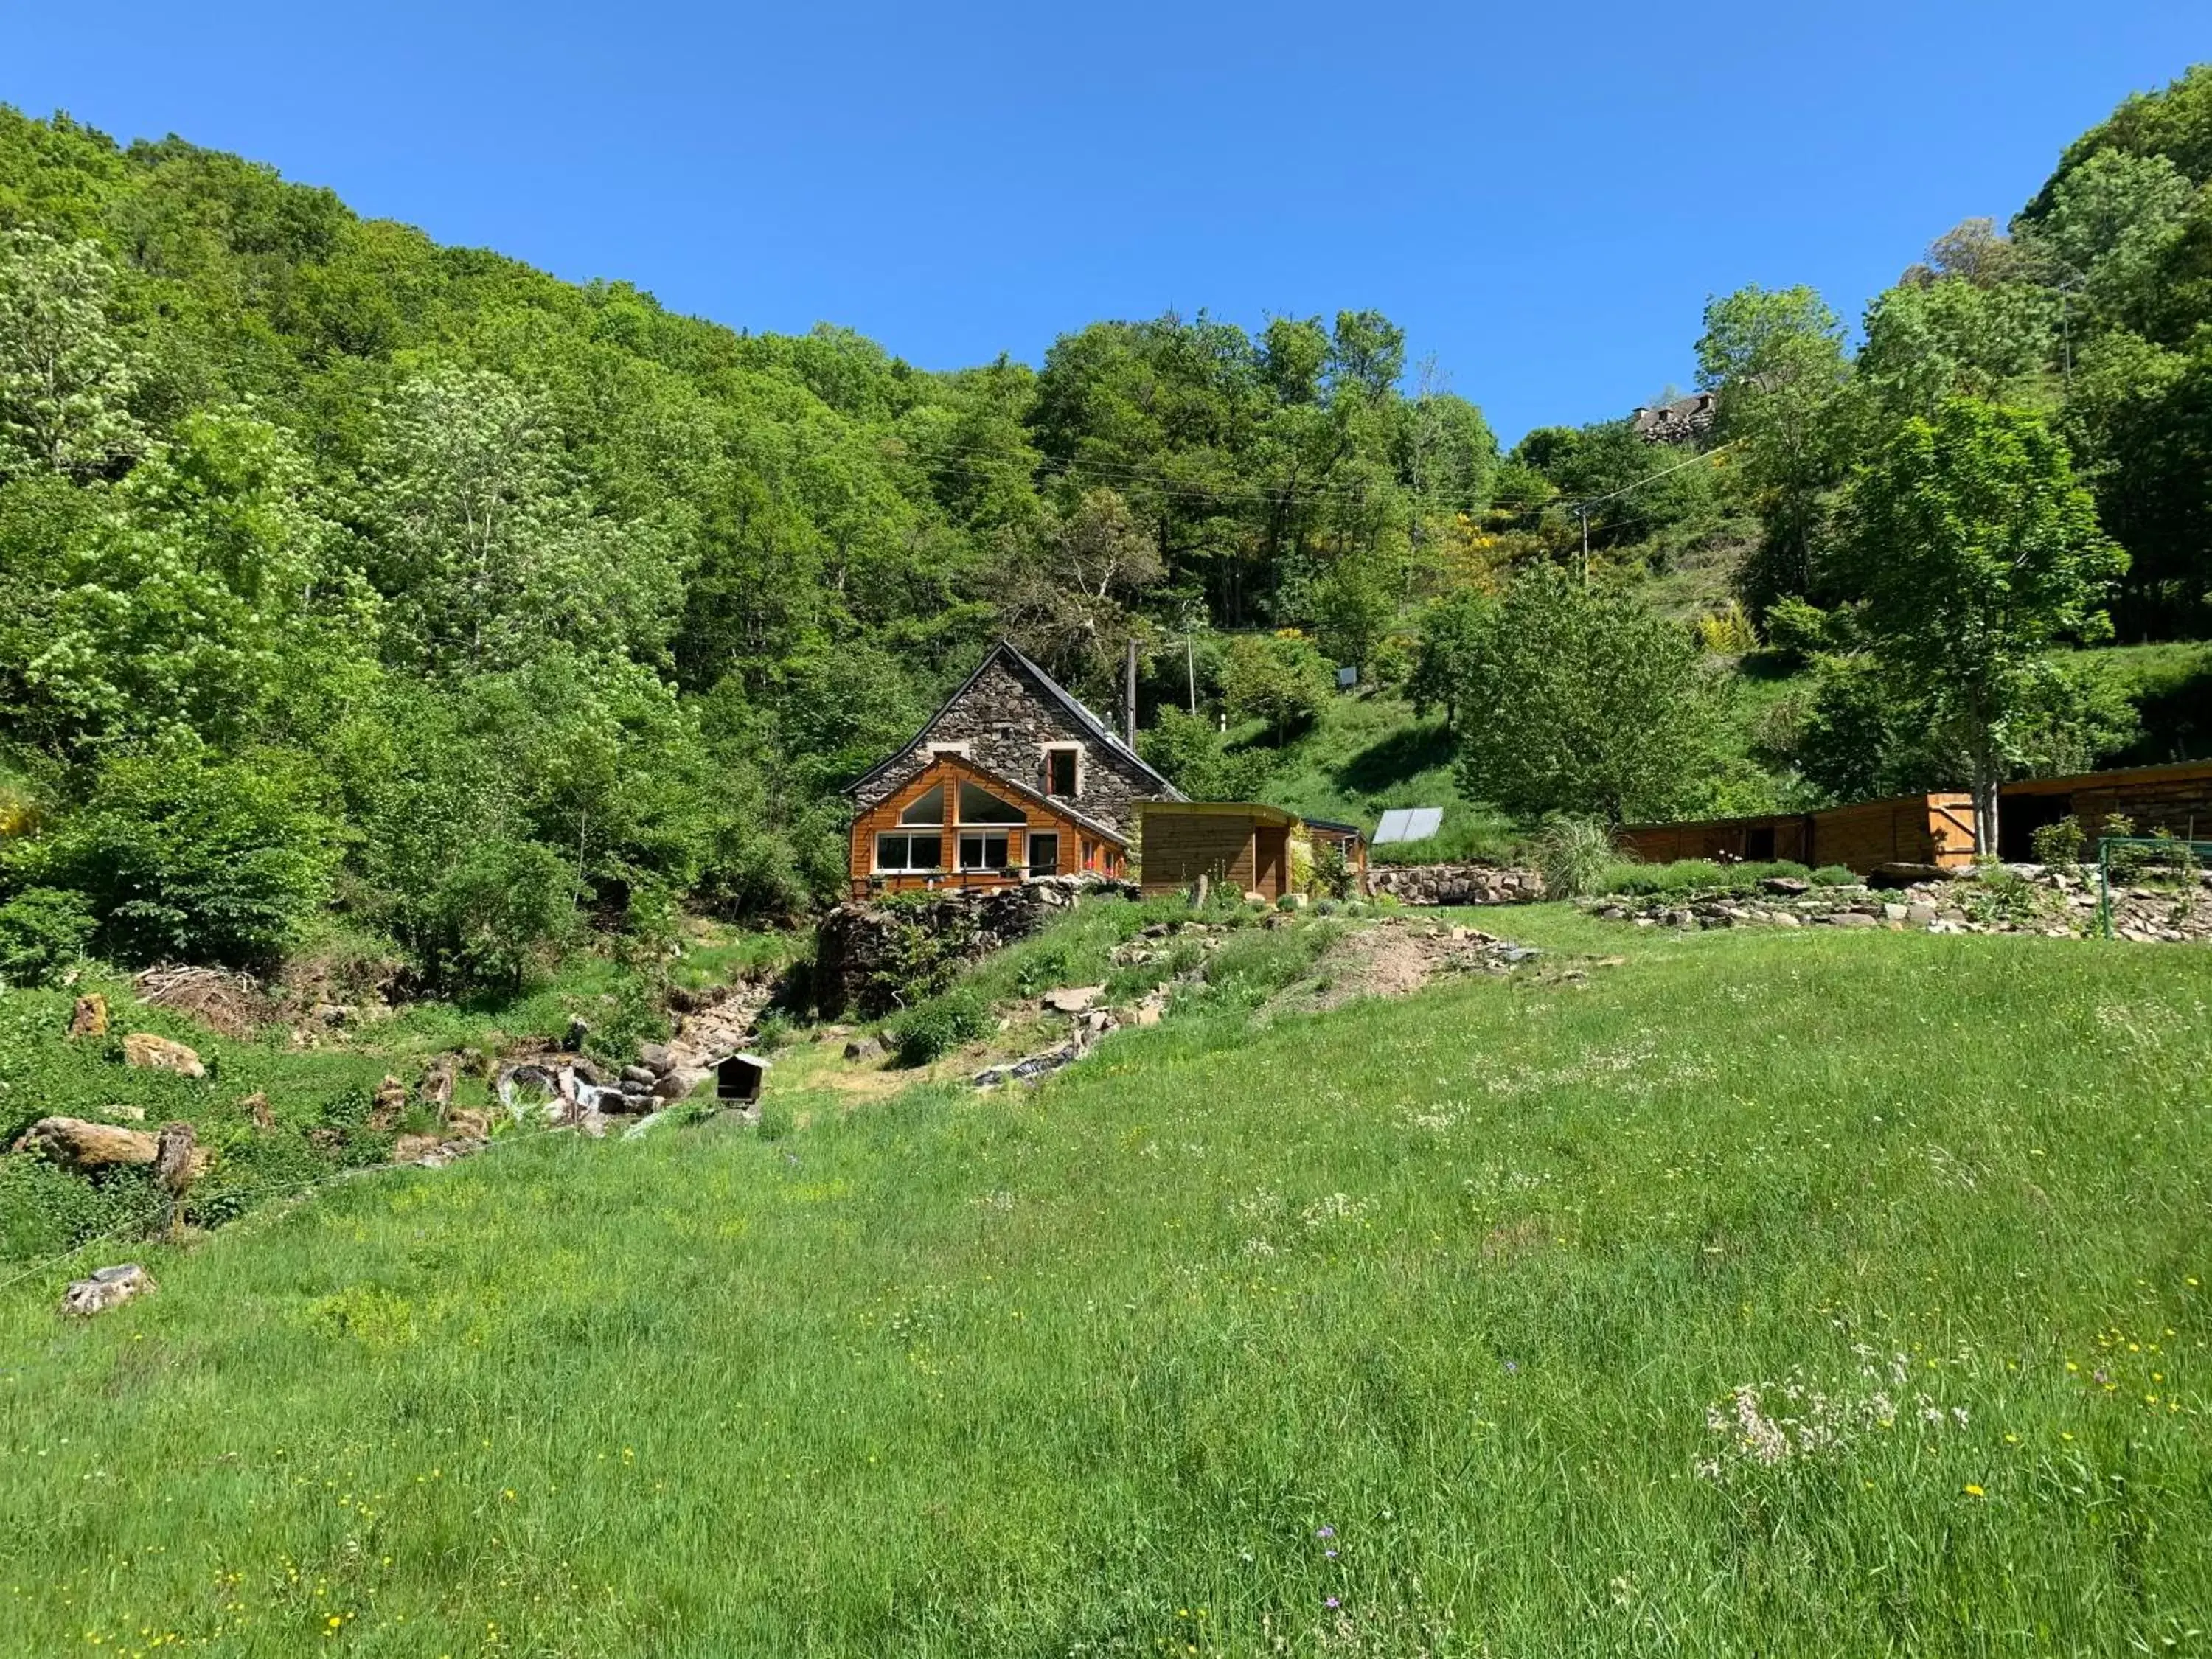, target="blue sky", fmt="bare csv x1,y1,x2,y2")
6,1,2206,440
